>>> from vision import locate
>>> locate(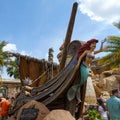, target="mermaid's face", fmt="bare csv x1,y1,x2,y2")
90,42,96,50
